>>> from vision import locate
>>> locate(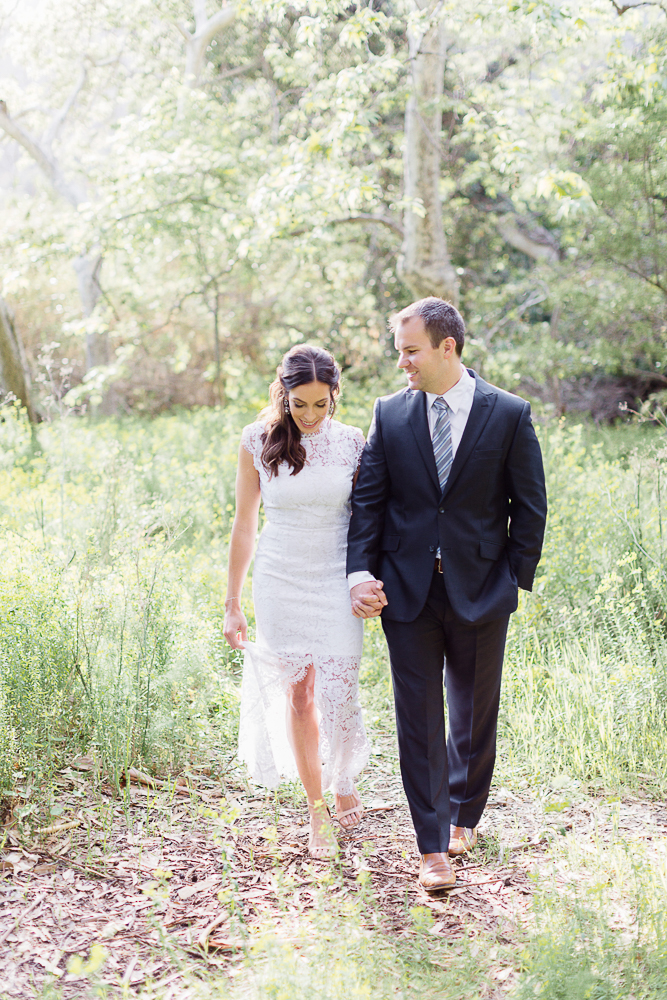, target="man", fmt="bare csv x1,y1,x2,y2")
347,297,547,892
